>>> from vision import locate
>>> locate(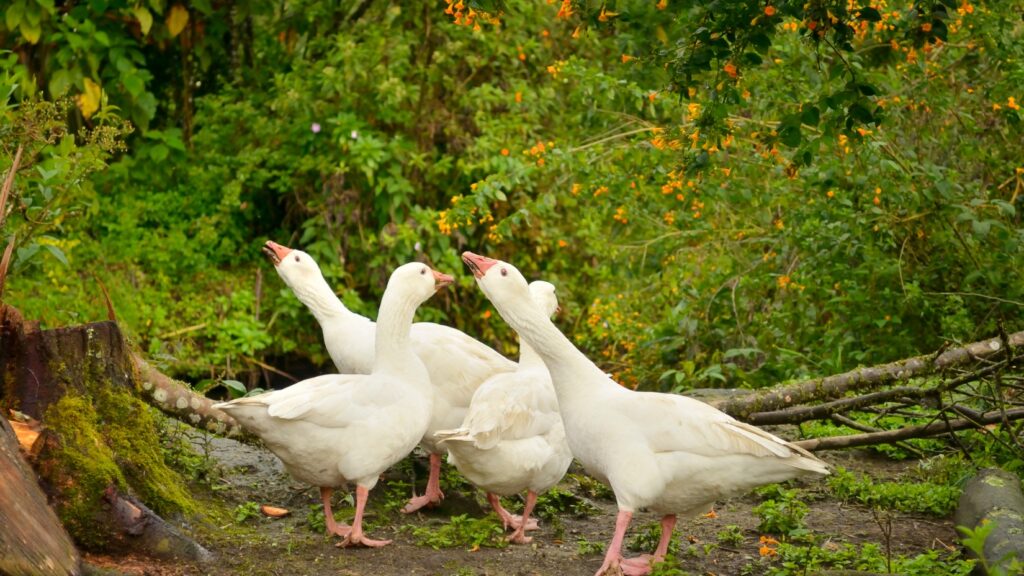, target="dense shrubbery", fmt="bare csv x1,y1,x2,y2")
1,1,1021,390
